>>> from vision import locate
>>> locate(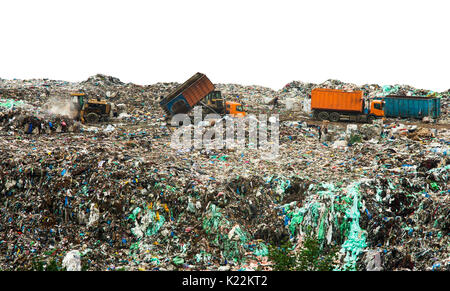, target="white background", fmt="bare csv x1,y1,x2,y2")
0,0,448,91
